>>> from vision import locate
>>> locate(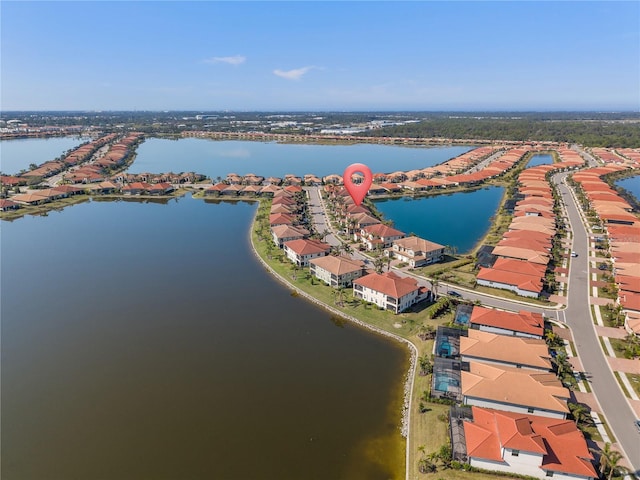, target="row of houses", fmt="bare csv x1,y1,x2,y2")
431,305,598,480
204,145,525,198
266,189,431,314
571,152,640,335
476,149,584,298
324,183,447,267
